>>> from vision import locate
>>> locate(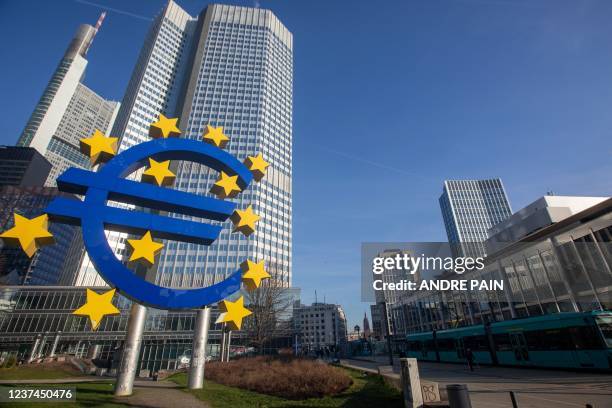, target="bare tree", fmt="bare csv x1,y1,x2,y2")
242,265,295,354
